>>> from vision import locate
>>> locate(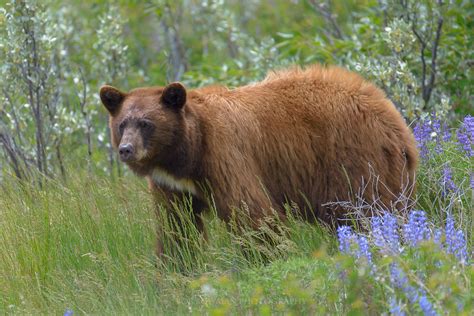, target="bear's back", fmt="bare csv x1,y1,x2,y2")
193,65,418,224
